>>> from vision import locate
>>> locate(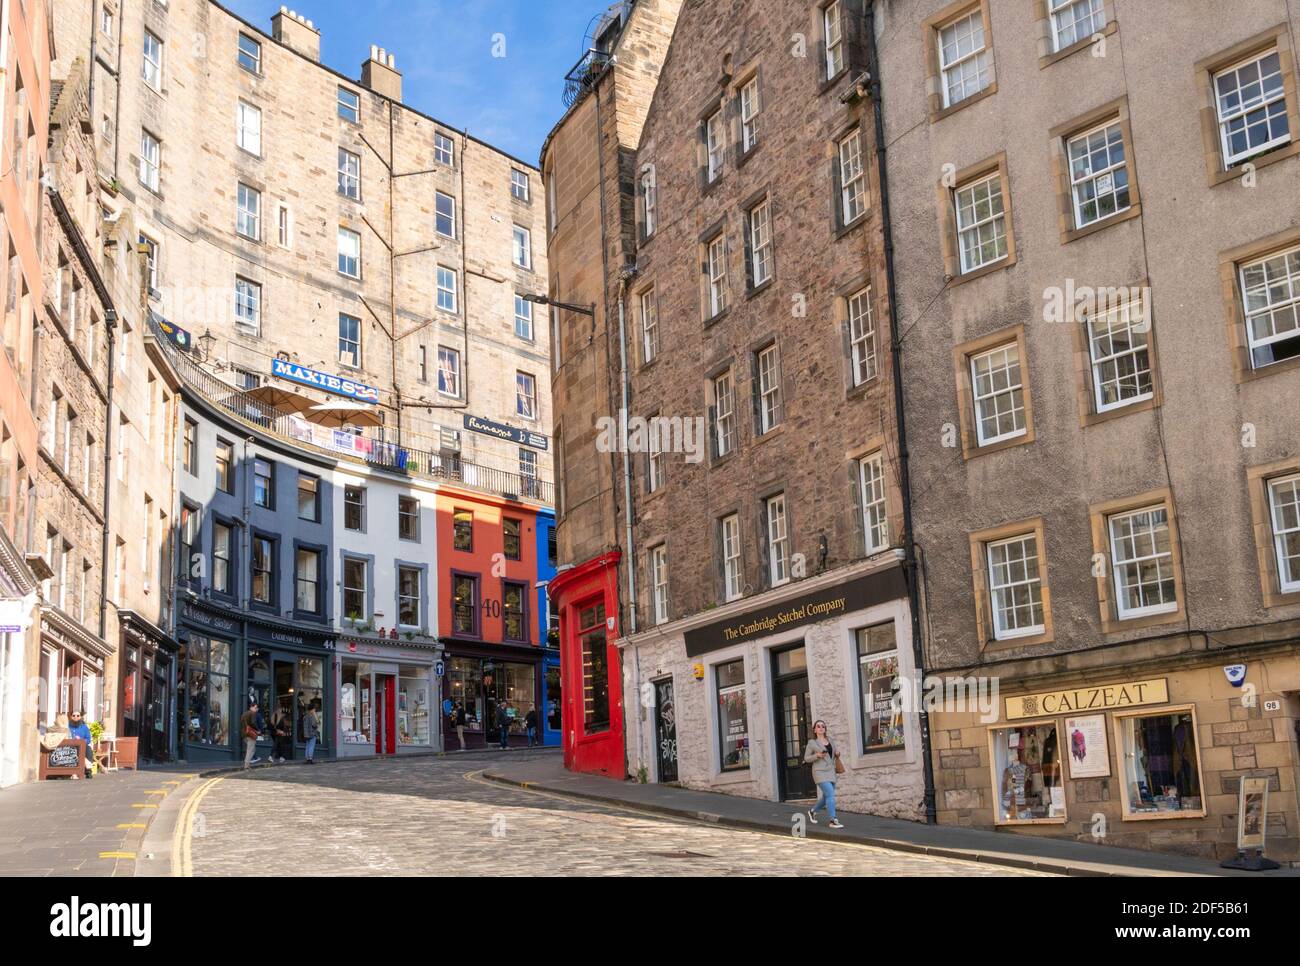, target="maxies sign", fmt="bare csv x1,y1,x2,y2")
682,564,907,657
272,358,380,403
1004,678,1169,721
